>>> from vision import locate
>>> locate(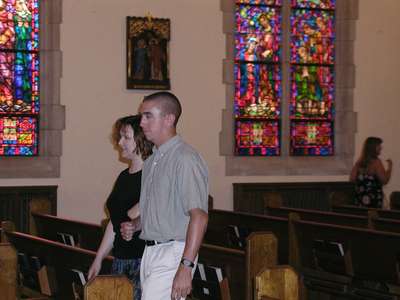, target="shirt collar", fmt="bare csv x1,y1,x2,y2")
153,135,181,156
